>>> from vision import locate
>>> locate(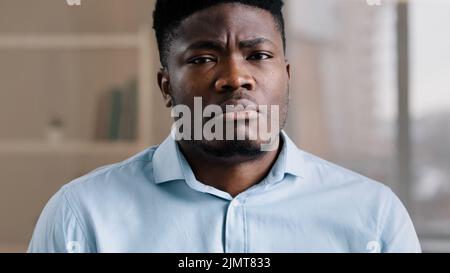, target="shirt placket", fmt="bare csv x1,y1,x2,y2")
224,196,247,253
